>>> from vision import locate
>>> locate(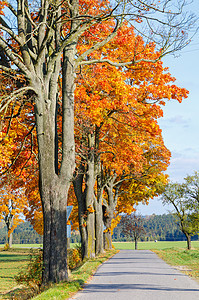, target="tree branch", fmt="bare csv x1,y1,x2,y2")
0,87,36,113
0,17,23,46
0,38,32,78
75,19,121,67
